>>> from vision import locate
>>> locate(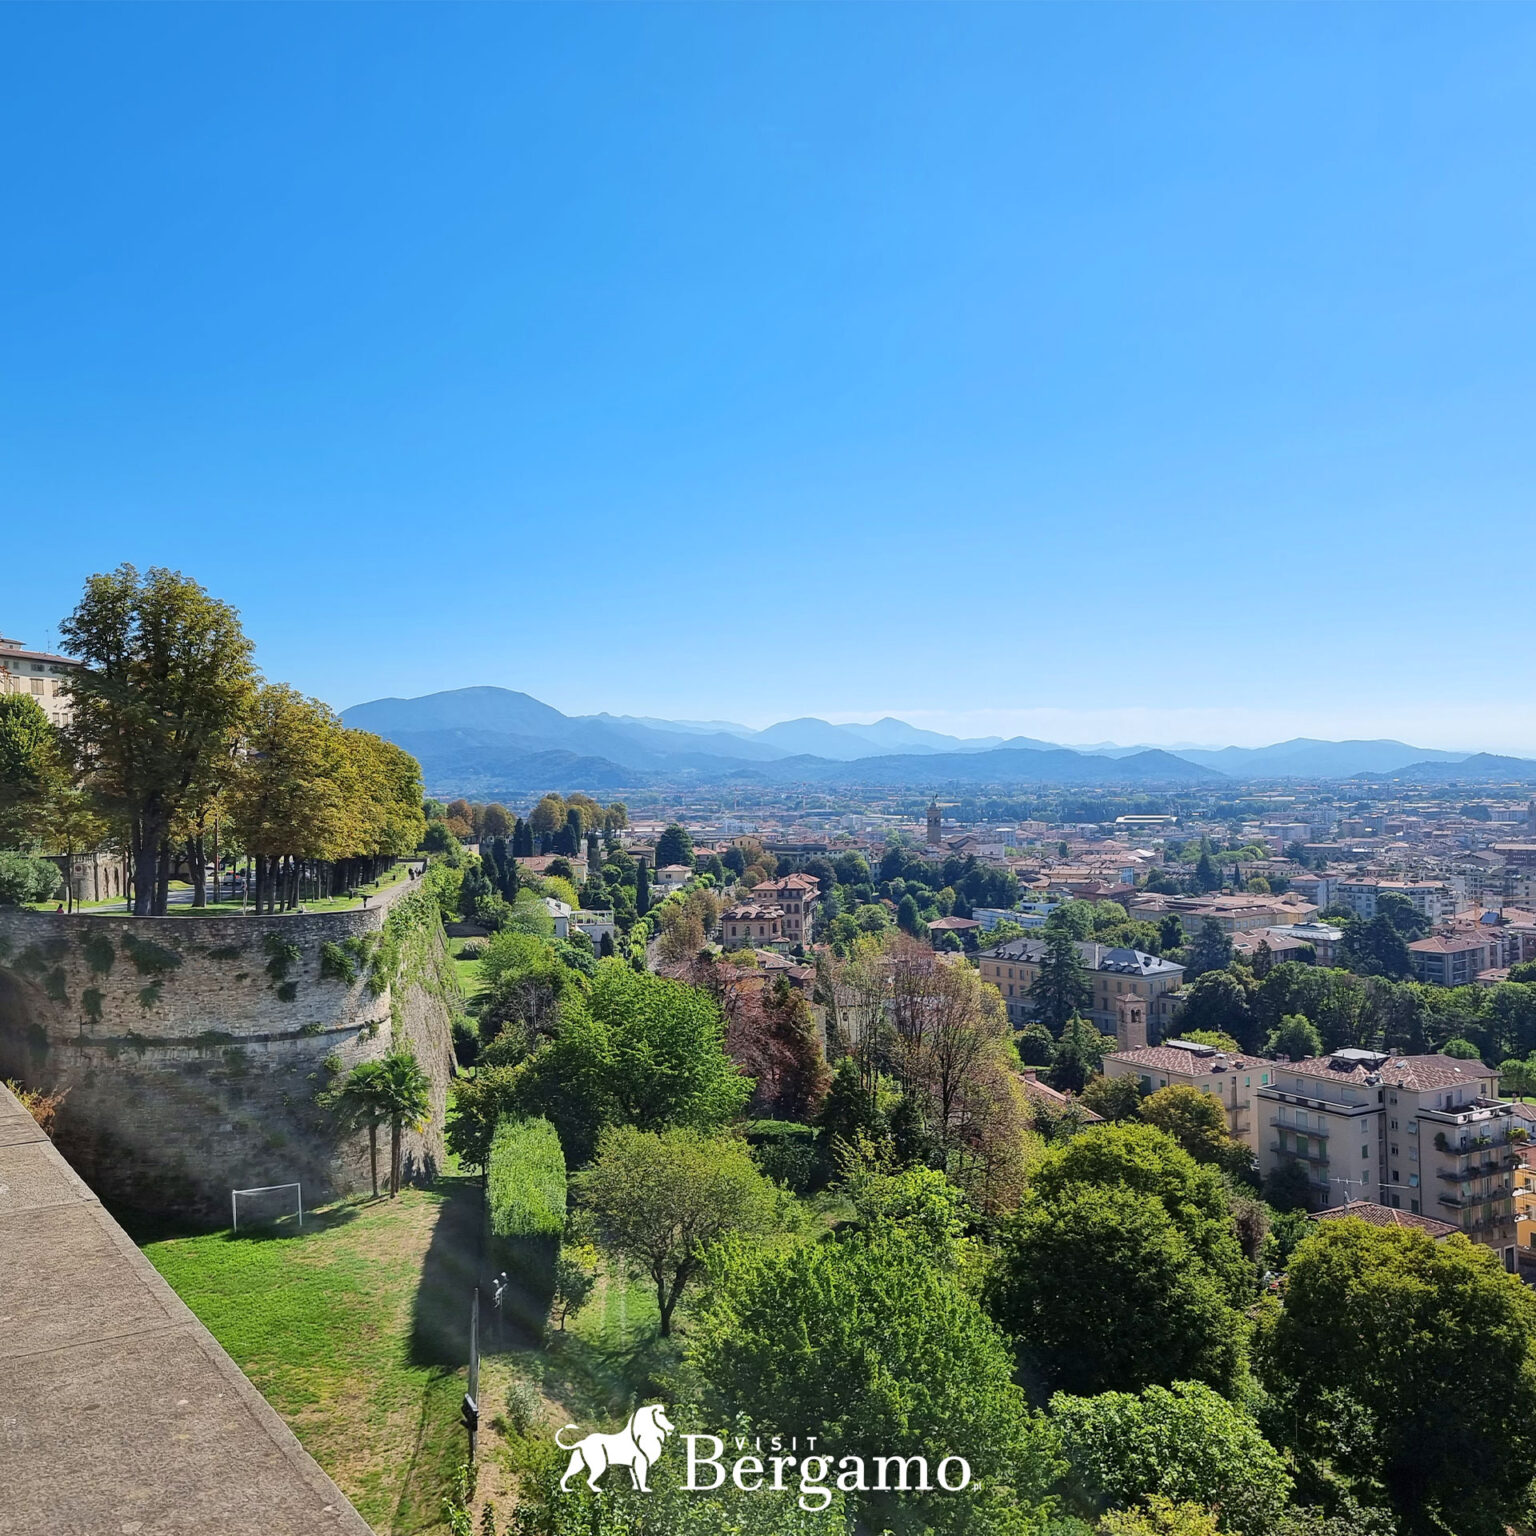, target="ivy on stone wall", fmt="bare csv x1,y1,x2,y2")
319,941,358,985
43,968,67,1004
121,934,182,978
82,987,103,1024
138,982,162,1011
262,933,302,986
206,944,244,962
82,932,115,975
